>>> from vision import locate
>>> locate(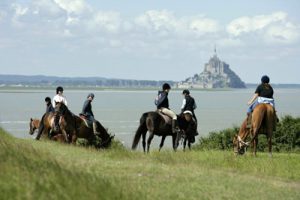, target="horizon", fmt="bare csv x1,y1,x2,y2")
0,73,300,85
0,0,299,83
